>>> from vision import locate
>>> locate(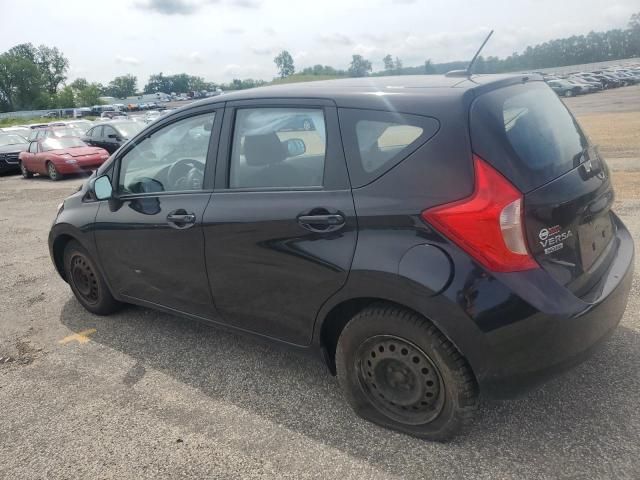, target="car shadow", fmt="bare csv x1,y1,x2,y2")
59,298,640,477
